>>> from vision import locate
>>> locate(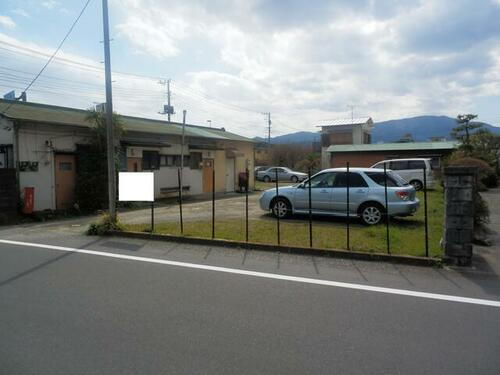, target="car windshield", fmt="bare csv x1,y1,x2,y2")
365,171,409,187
